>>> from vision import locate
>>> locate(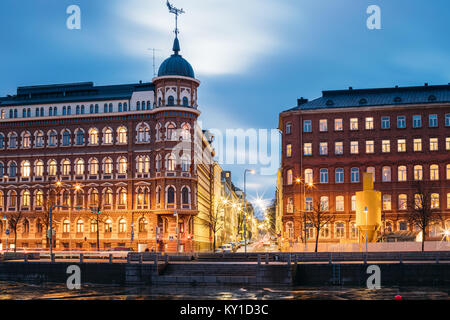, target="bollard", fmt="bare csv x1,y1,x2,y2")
257,254,261,266
265,253,269,265
139,254,143,264
109,254,113,264
80,253,83,263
